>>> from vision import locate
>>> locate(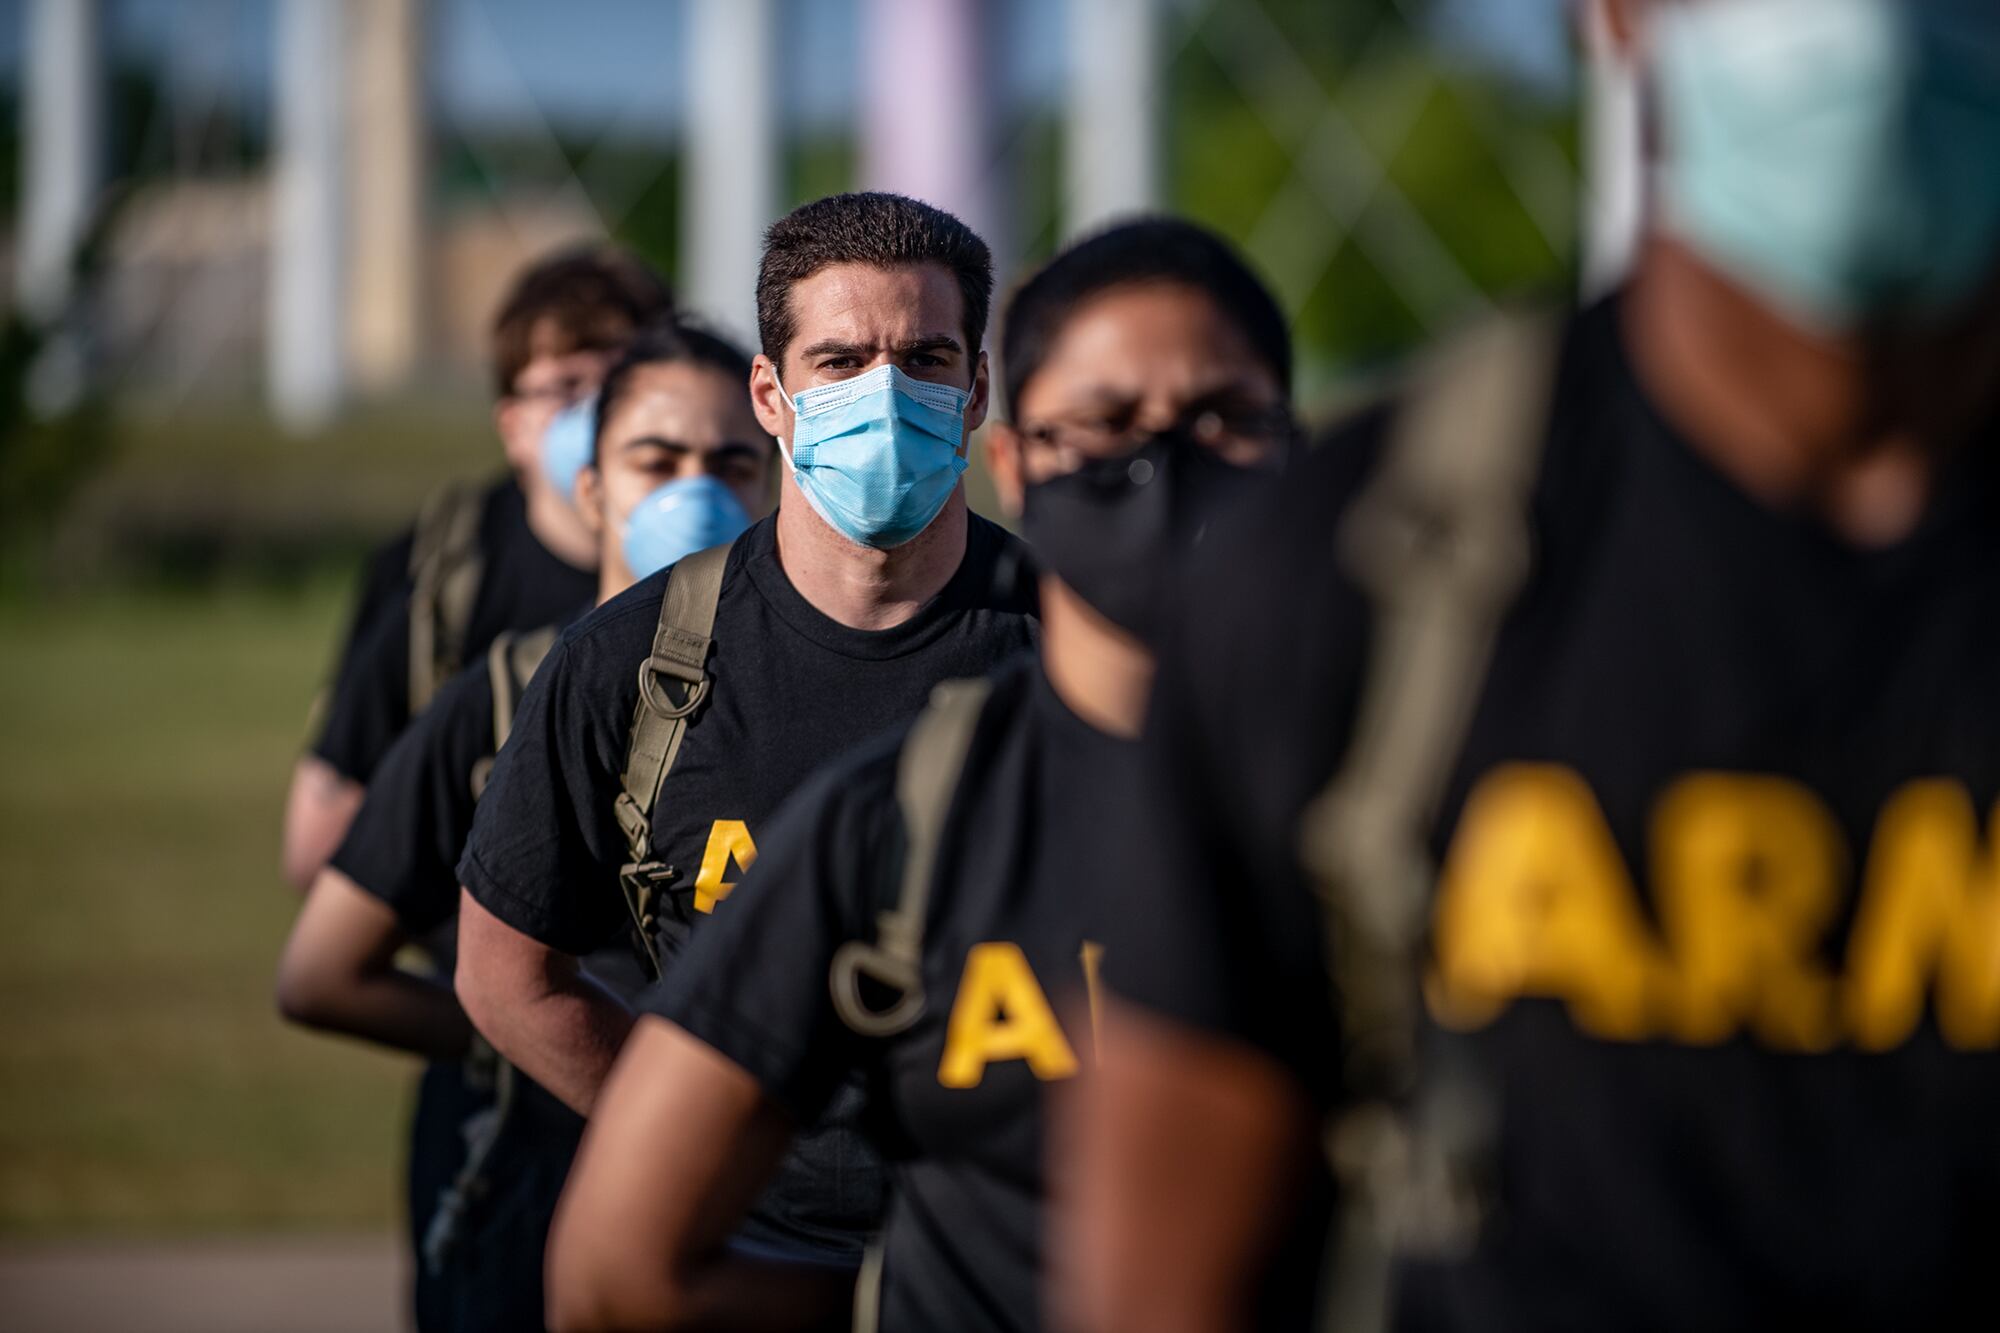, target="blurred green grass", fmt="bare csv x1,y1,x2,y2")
0,579,409,1237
